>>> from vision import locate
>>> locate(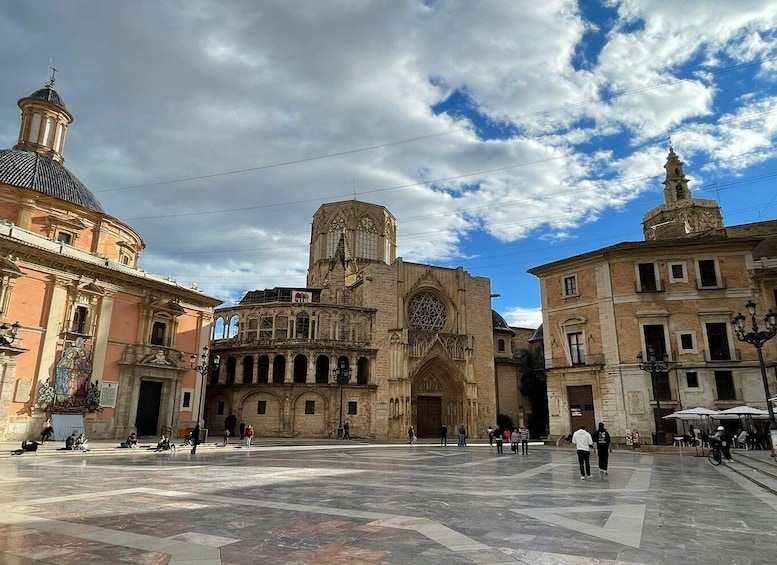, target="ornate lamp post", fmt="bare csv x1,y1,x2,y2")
189,346,220,454
333,359,352,440
732,301,777,433
0,320,21,347
637,345,672,445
